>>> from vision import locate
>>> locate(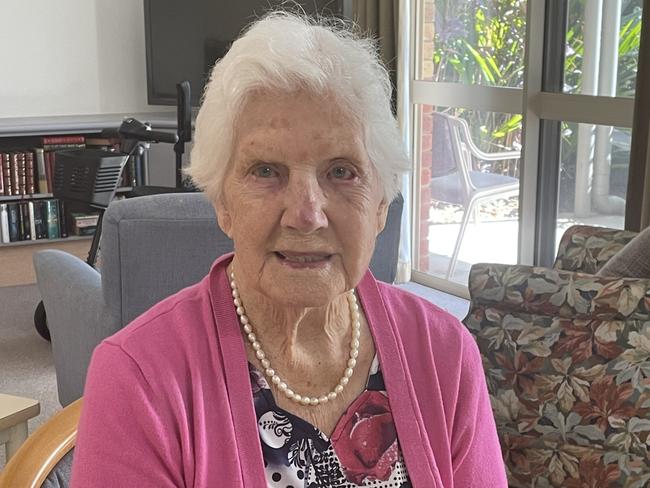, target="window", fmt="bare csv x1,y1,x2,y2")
409,0,643,294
